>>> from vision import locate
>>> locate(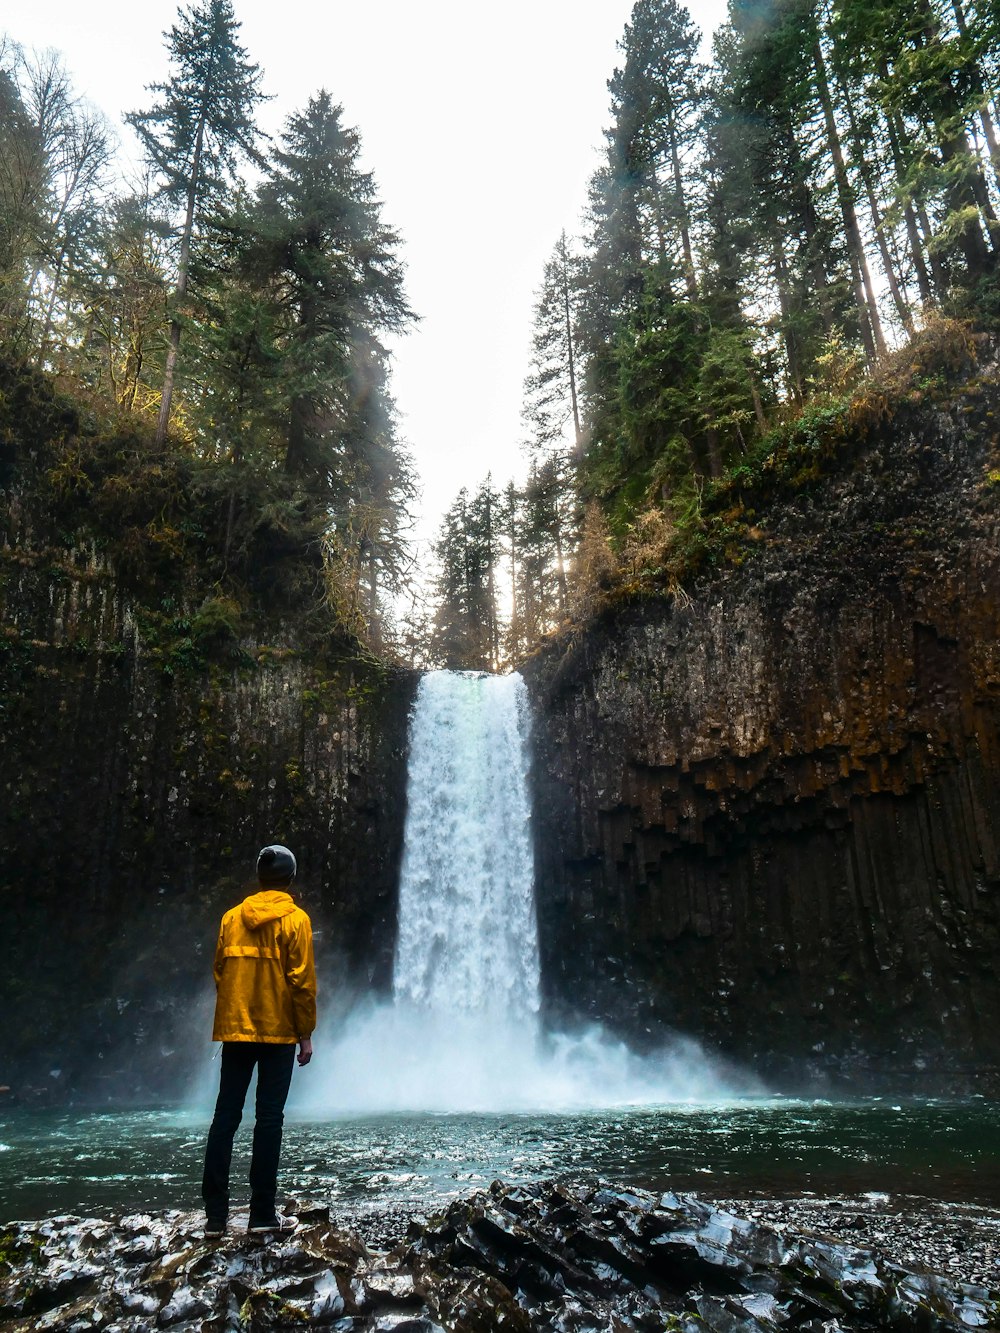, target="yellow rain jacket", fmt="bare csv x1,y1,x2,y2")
212,890,316,1043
